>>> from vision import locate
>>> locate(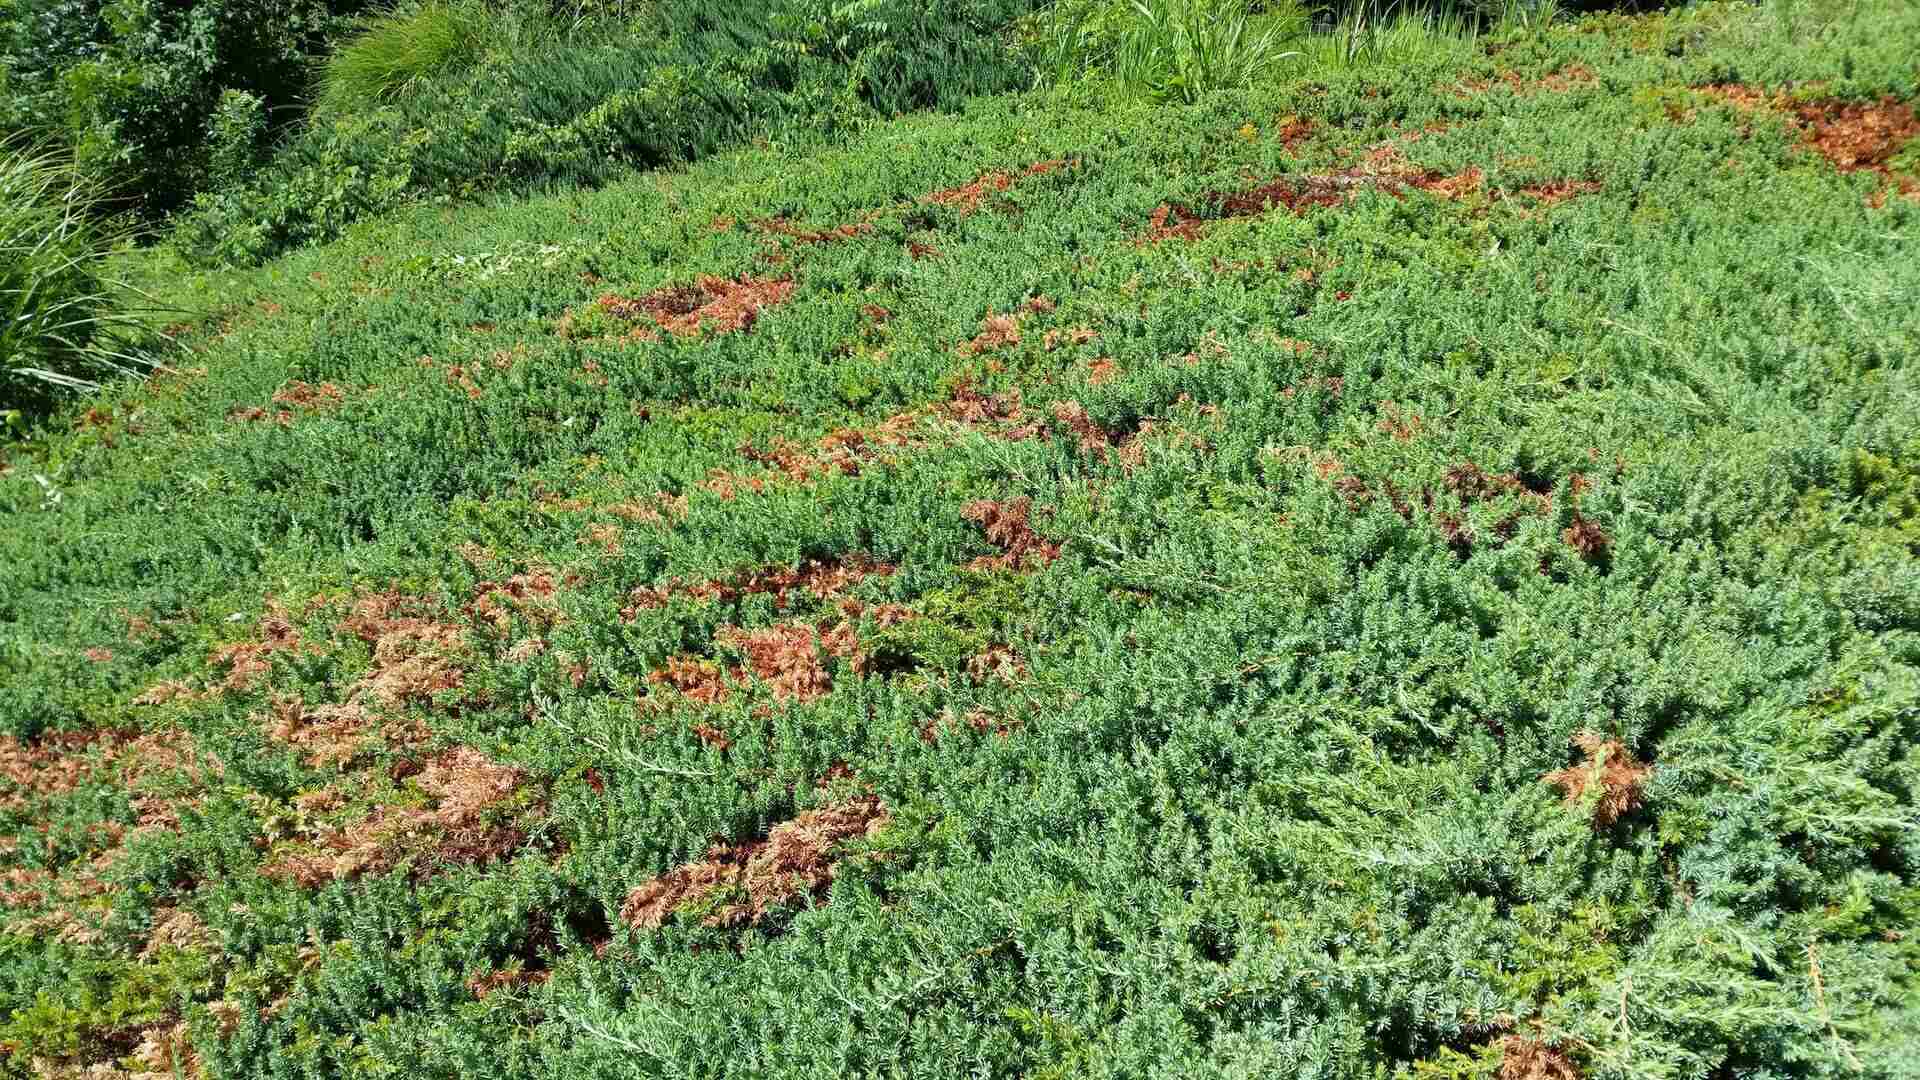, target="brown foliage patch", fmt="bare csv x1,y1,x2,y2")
1499,1036,1581,1080
1051,399,1116,454
339,592,470,709
0,729,133,808
1696,82,1771,113
262,746,531,886
468,570,571,634
206,605,305,693
271,381,346,410
606,492,691,526
1410,166,1484,199
1518,179,1604,204
621,798,888,930
468,967,551,1000
1276,115,1315,154
1044,327,1099,352
229,381,347,426
623,555,894,619
716,622,860,704
1142,202,1208,243
1376,401,1425,441
963,498,1062,572
1545,732,1650,828
1693,88,1919,199
1563,512,1613,563
960,311,1023,356
922,159,1070,215
1457,63,1596,96
1790,97,1920,173
584,275,796,340
647,599,910,710
754,217,874,246
1139,148,1483,243
967,645,1028,685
